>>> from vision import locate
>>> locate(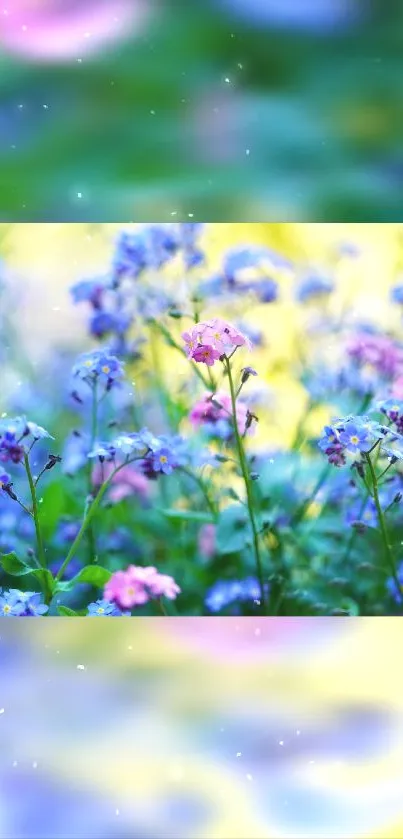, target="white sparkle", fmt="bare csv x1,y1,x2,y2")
77,664,85,670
